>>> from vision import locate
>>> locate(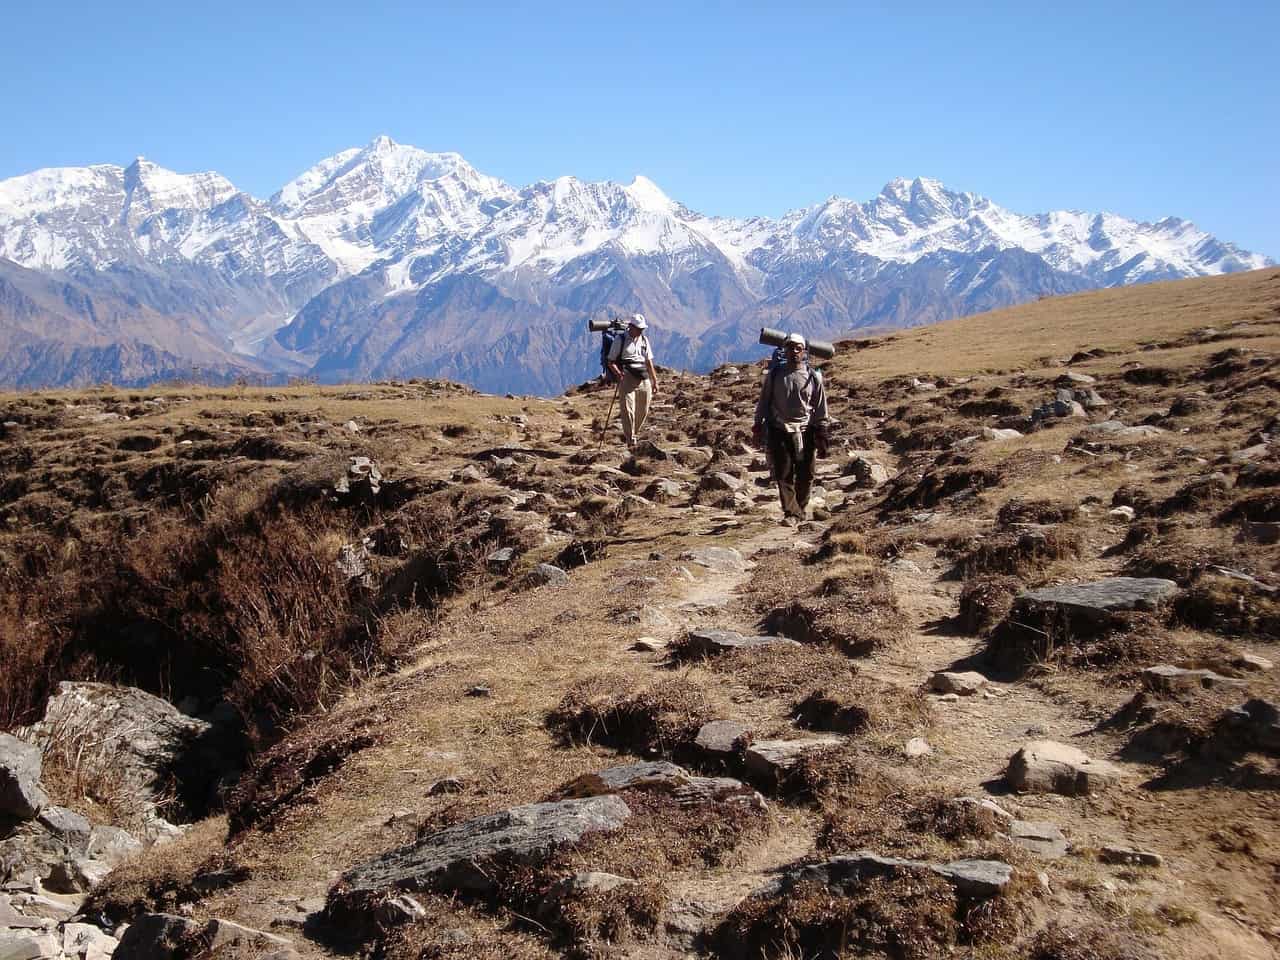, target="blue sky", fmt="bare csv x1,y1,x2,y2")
4,0,1277,255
